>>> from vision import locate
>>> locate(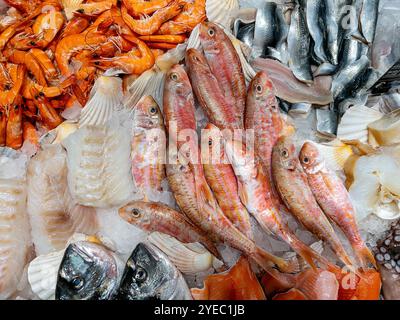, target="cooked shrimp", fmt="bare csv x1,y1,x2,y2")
147,42,176,50
123,0,174,16
31,10,65,48
138,34,186,43
29,48,58,81
22,121,39,147
60,16,90,39
159,0,205,34
1,64,26,108
4,0,42,14
55,32,108,76
96,35,155,74
6,104,23,149
0,109,6,146
31,88,63,129
121,1,183,35
4,49,47,86
74,0,117,17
